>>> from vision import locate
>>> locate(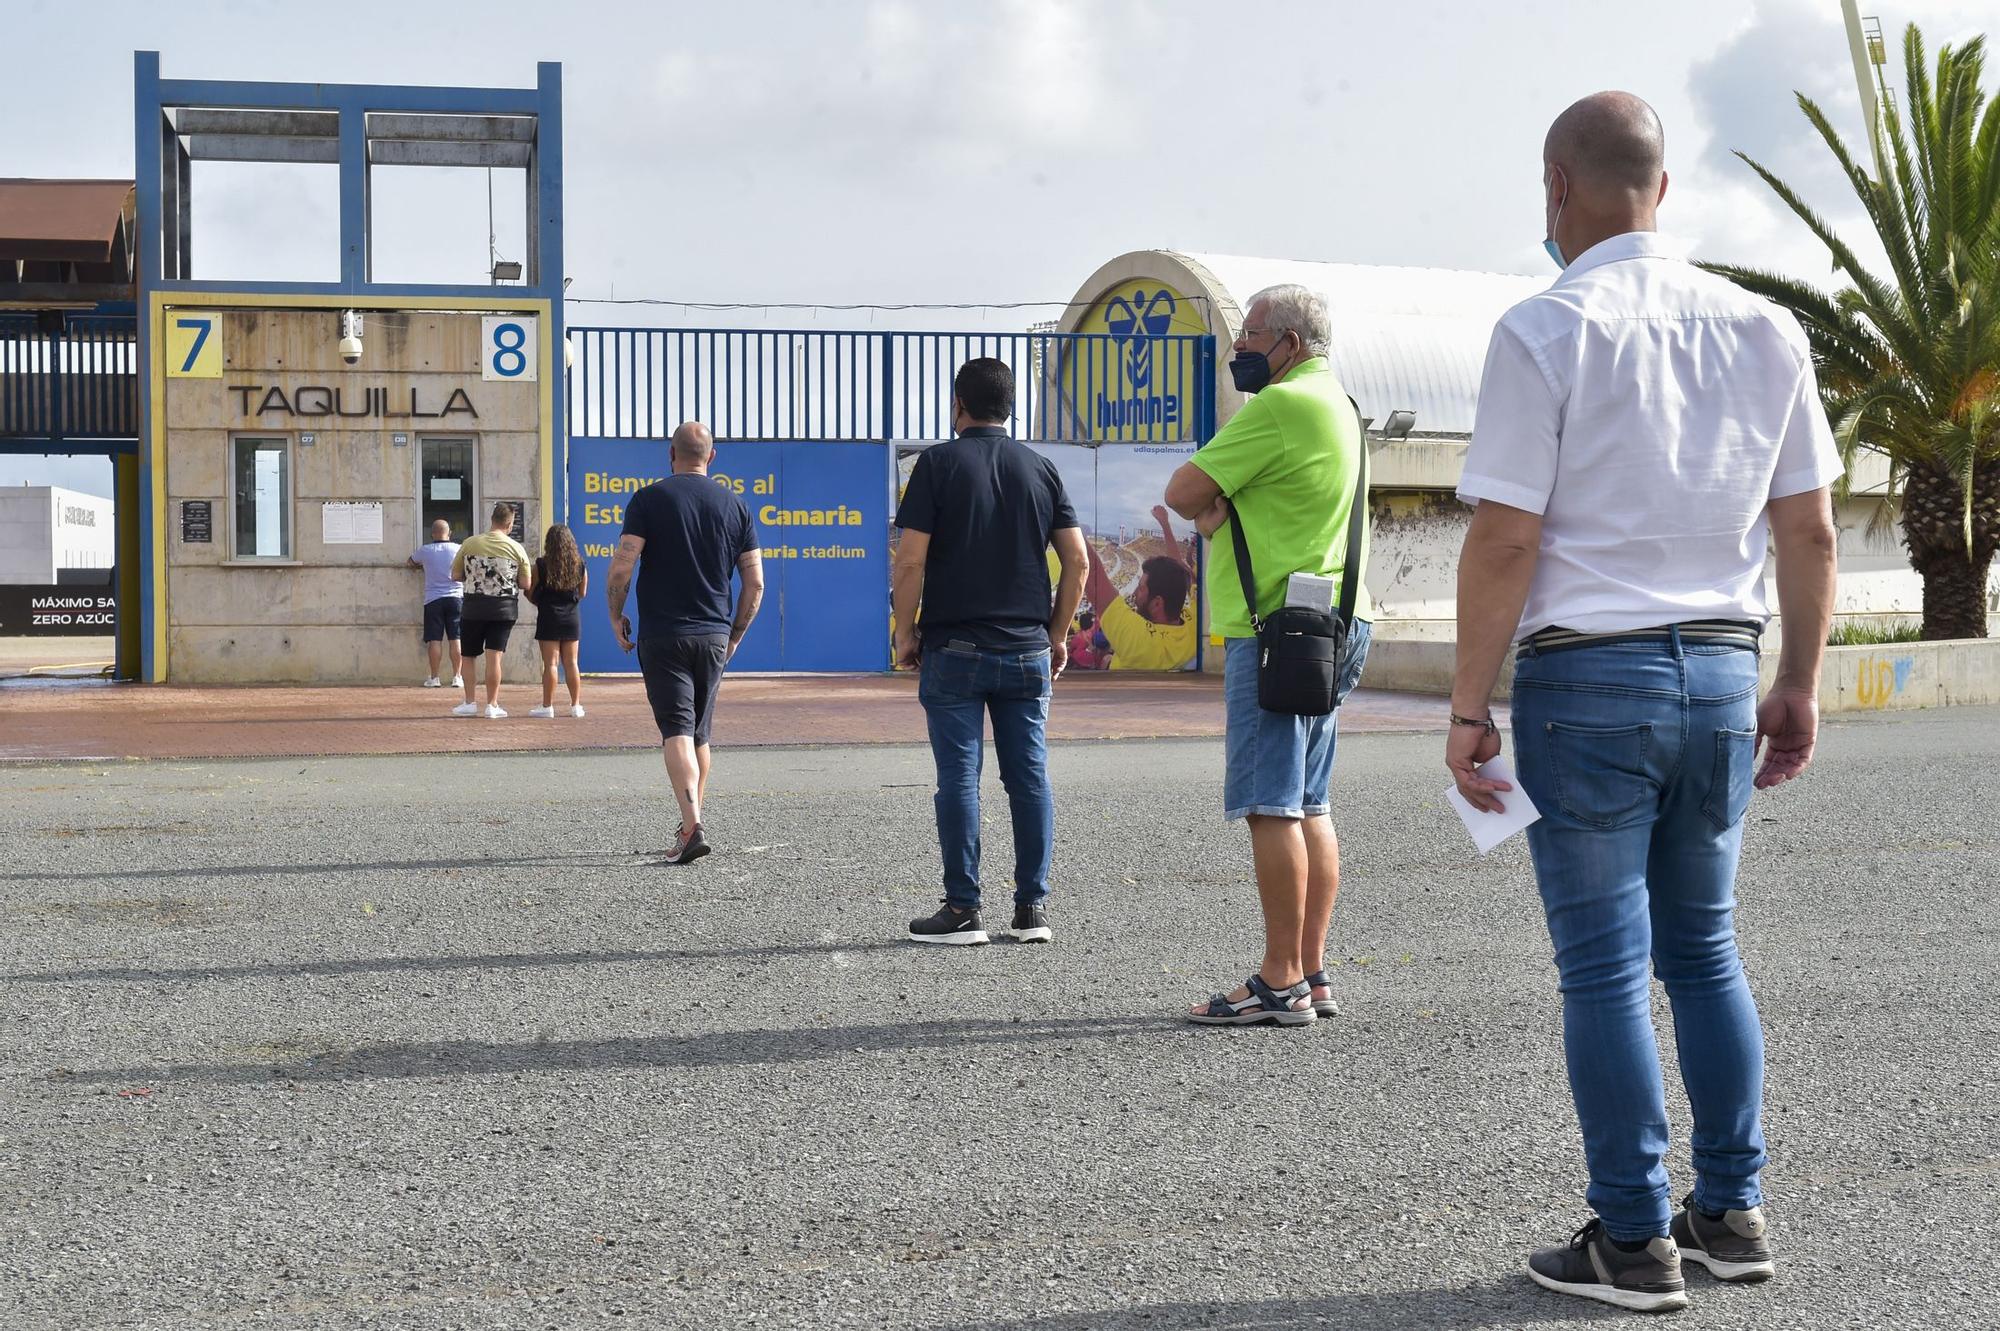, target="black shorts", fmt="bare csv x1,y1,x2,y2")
638,634,729,742
422,596,462,643
460,618,515,657
534,611,581,644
